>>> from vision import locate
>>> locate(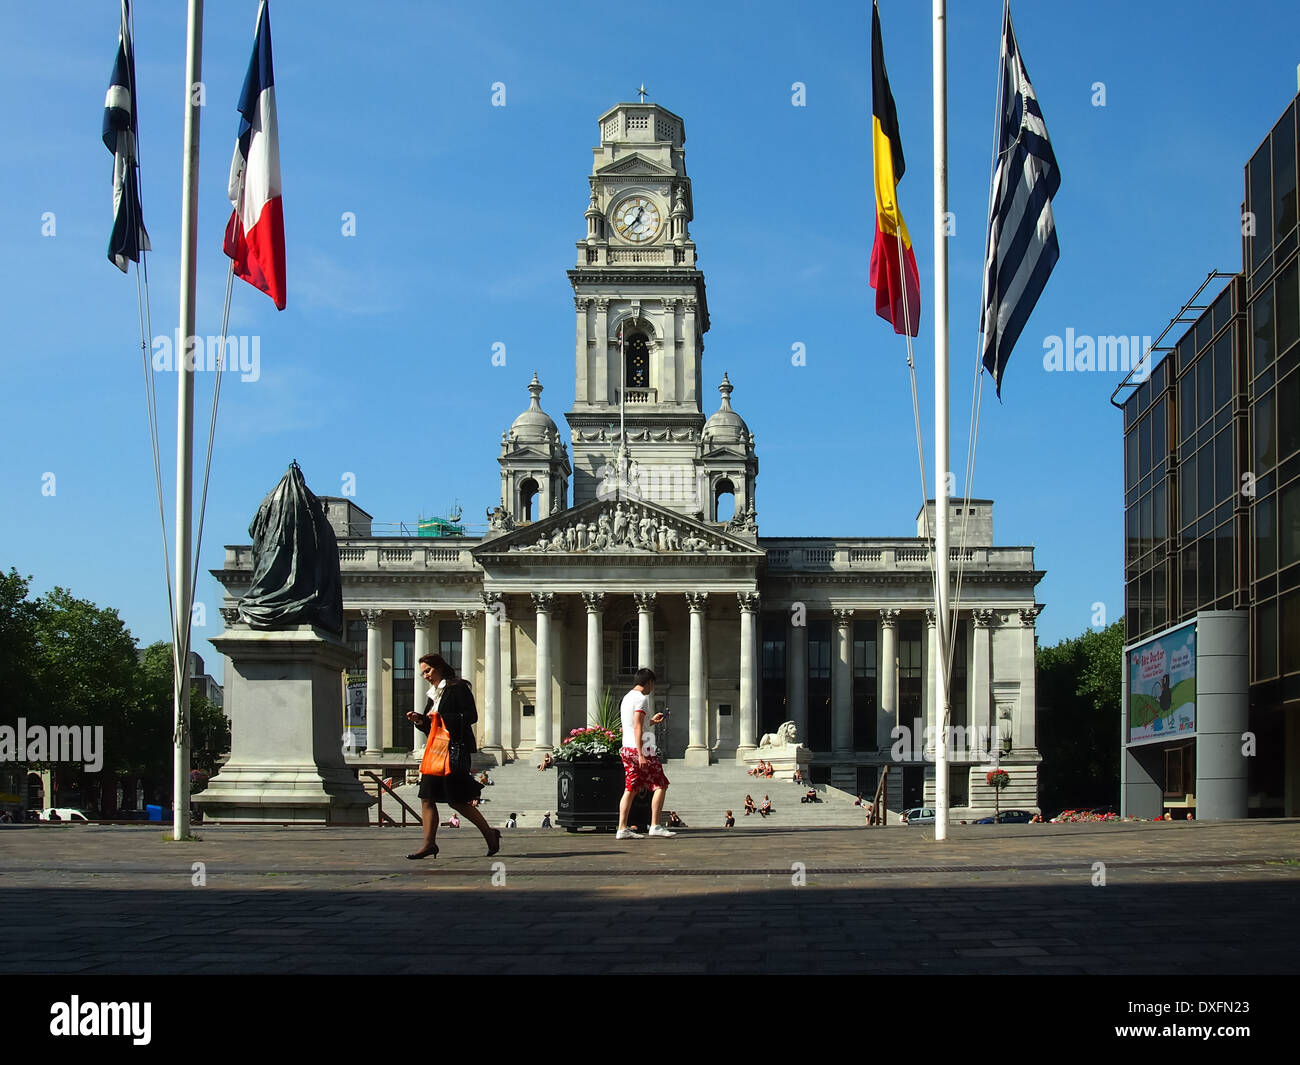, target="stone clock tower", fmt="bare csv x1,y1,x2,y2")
567,101,751,523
